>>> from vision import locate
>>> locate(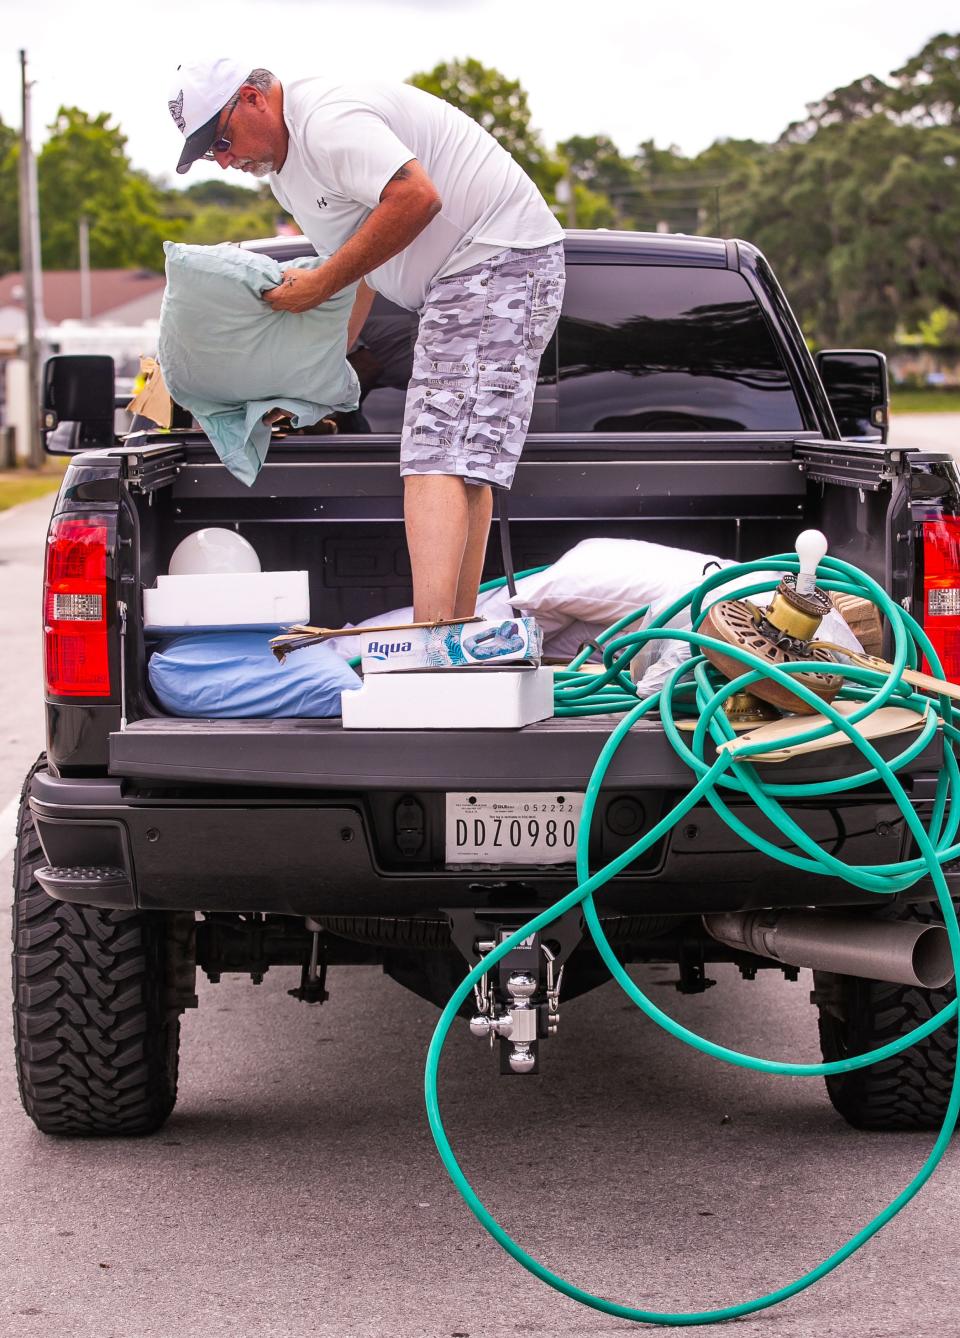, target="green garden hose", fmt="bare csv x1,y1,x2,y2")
425,551,960,1326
